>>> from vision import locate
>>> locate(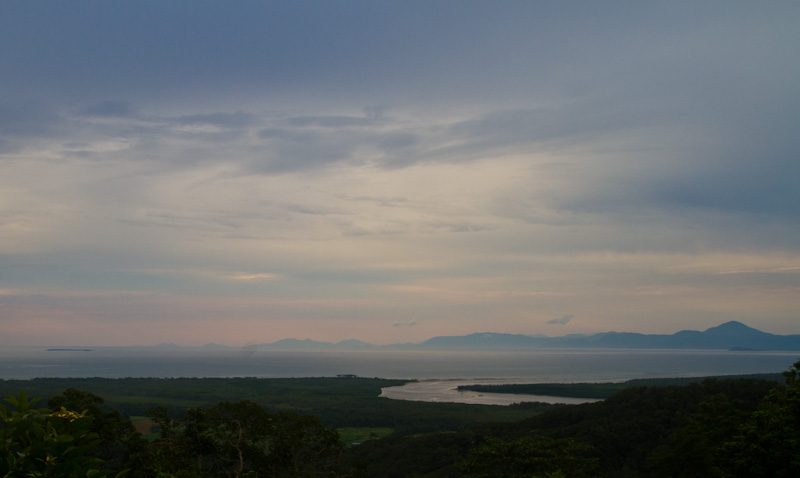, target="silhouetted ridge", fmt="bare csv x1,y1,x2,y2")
703,321,763,335
216,321,800,351
413,321,800,350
